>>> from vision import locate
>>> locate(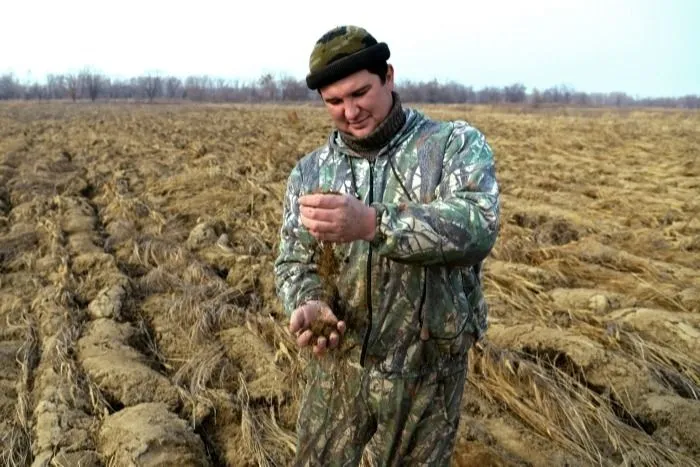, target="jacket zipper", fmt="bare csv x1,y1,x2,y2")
360,158,375,367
